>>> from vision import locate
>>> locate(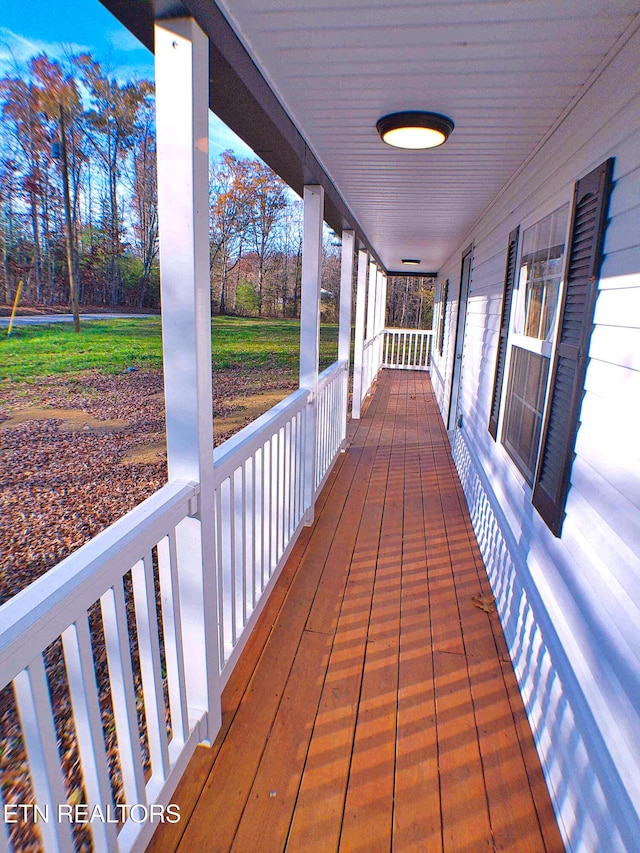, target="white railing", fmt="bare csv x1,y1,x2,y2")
315,359,348,494
362,329,383,403
382,328,432,371
213,359,348,680
0,481,204,853
212,388,309,677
